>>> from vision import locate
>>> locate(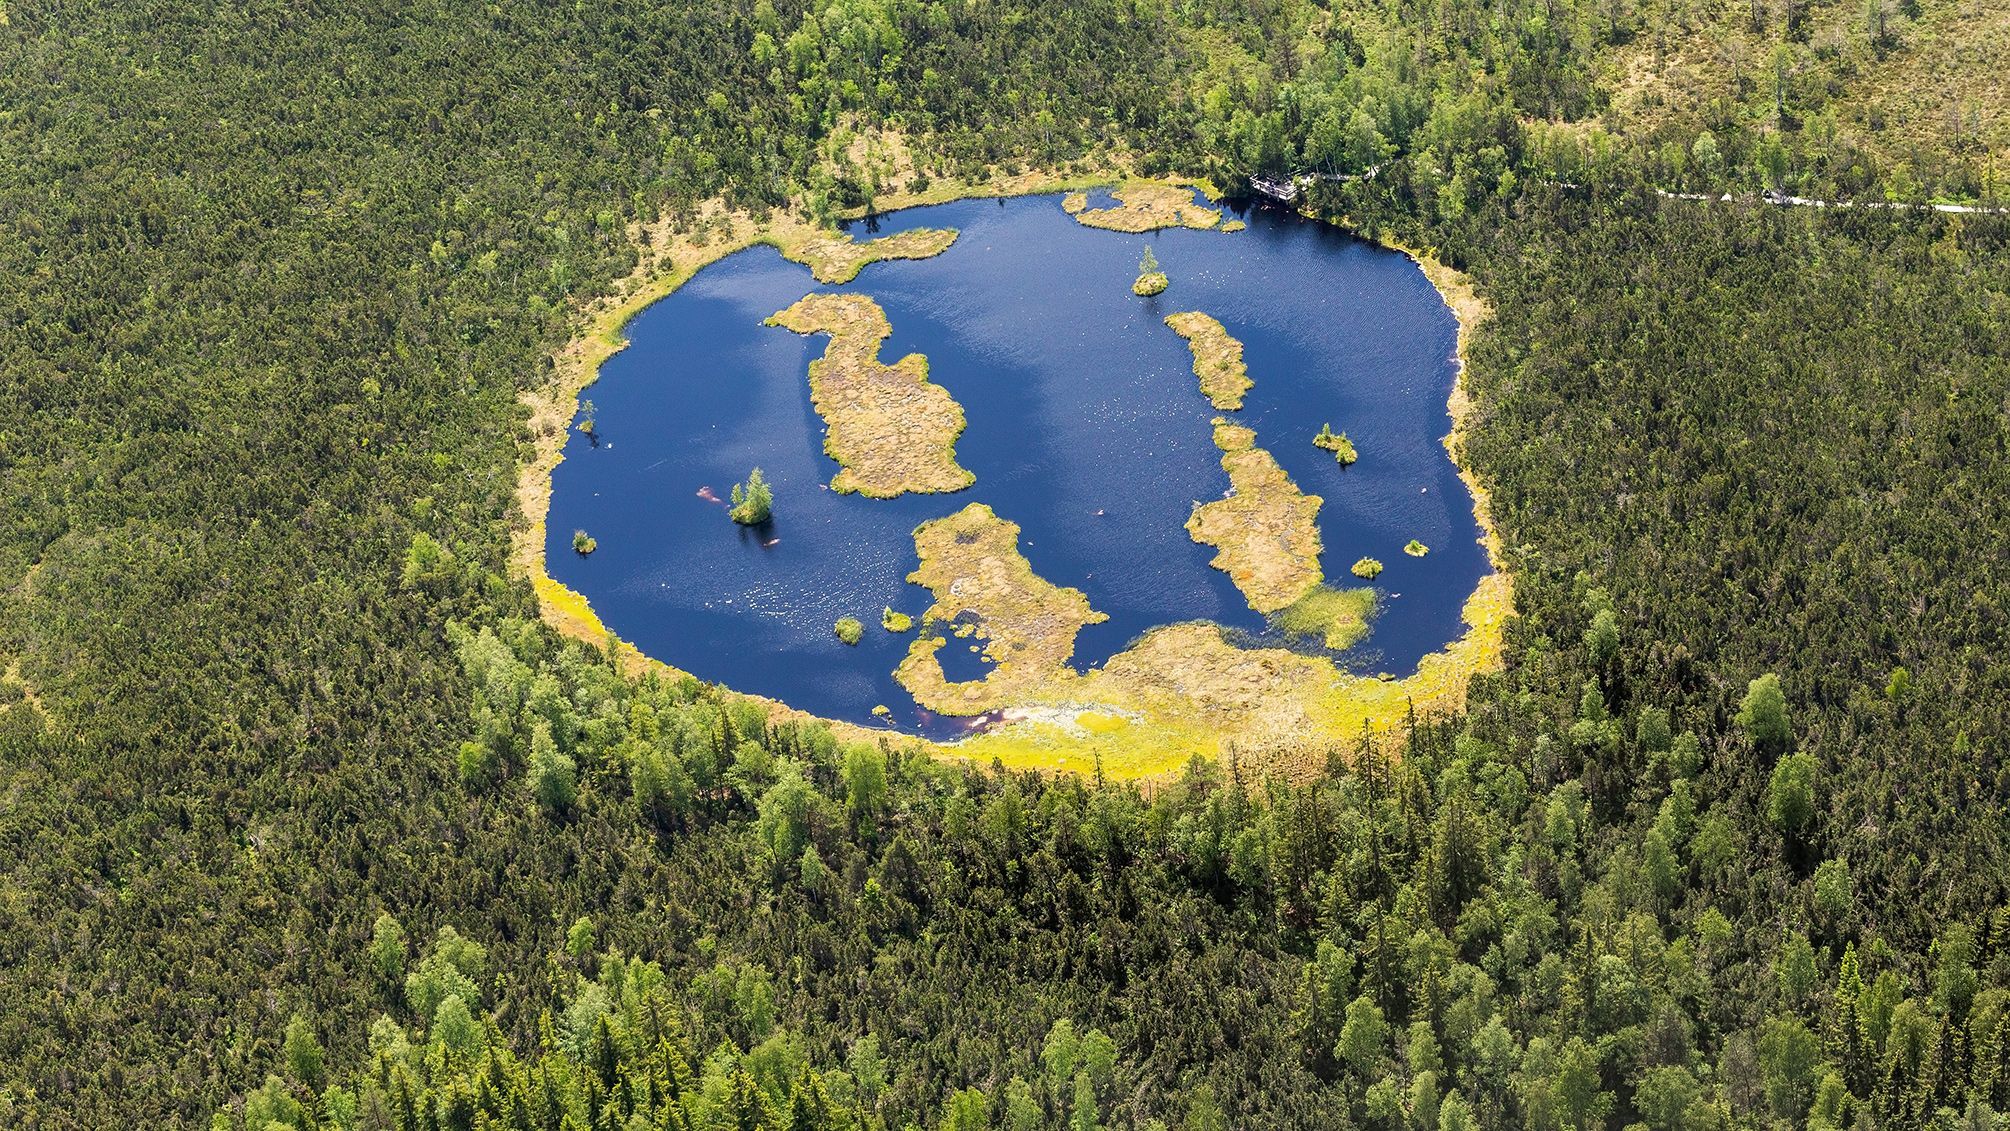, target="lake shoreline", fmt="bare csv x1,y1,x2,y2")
515,170,1512,775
